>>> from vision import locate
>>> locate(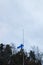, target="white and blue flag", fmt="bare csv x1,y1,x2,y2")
17,44,24,49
